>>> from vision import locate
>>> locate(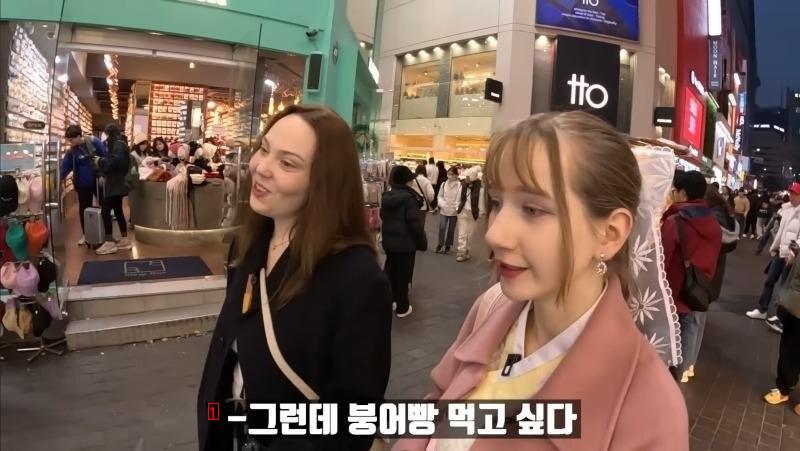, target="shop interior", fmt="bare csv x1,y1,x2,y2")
2,22,304,287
